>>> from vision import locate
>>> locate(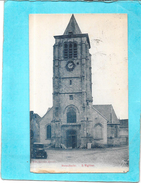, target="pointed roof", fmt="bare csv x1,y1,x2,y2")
64,14,82,35
54,14,91,48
